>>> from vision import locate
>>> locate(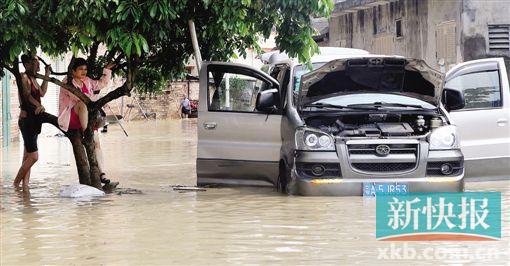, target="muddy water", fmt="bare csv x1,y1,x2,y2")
1,120,509,265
